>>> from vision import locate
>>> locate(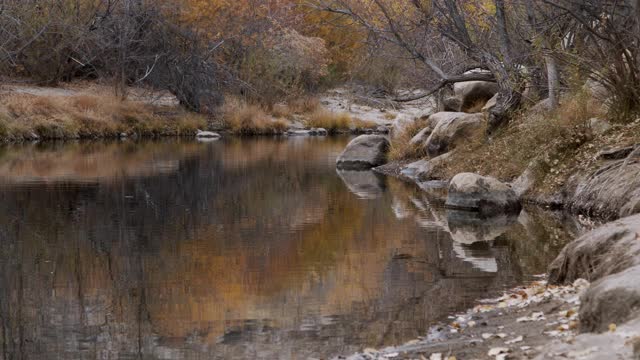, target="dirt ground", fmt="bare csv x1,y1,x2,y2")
334,279,590,360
